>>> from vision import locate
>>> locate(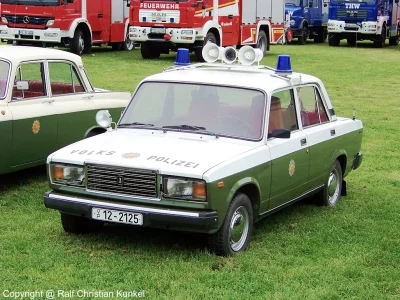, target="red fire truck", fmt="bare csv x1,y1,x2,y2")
128,0,288,60
0,0,134,55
